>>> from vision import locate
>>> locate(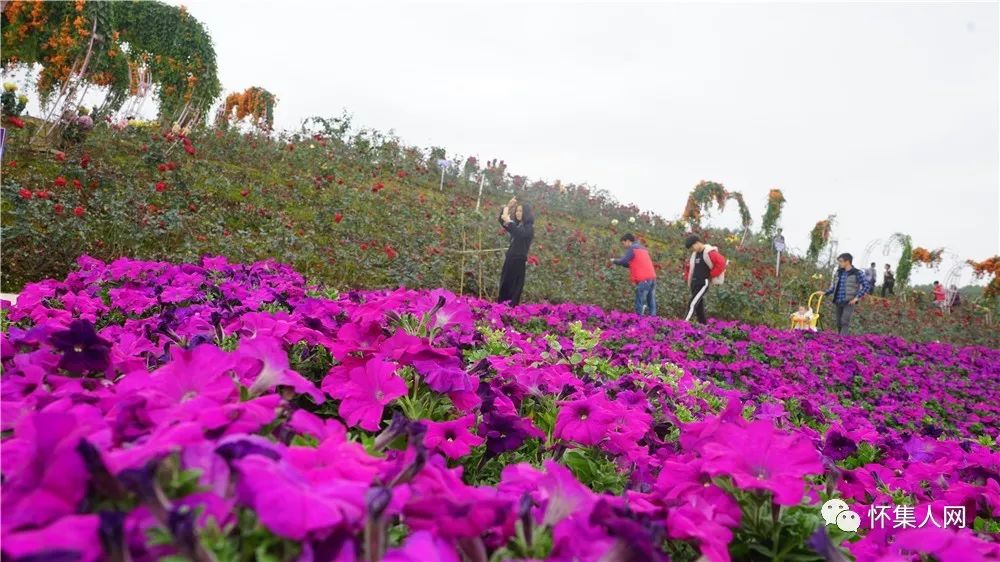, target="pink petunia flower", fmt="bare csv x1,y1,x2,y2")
423,415,484,459
700,420,823,505
336,358,407,431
